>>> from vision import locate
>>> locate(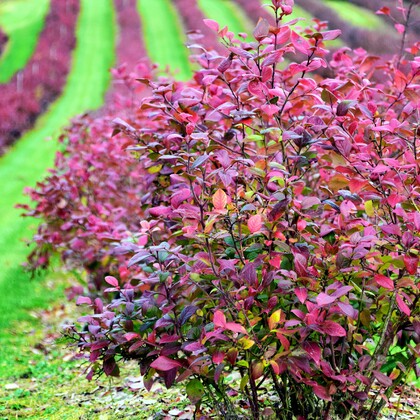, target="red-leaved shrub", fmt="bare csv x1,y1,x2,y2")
26,1,419,418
